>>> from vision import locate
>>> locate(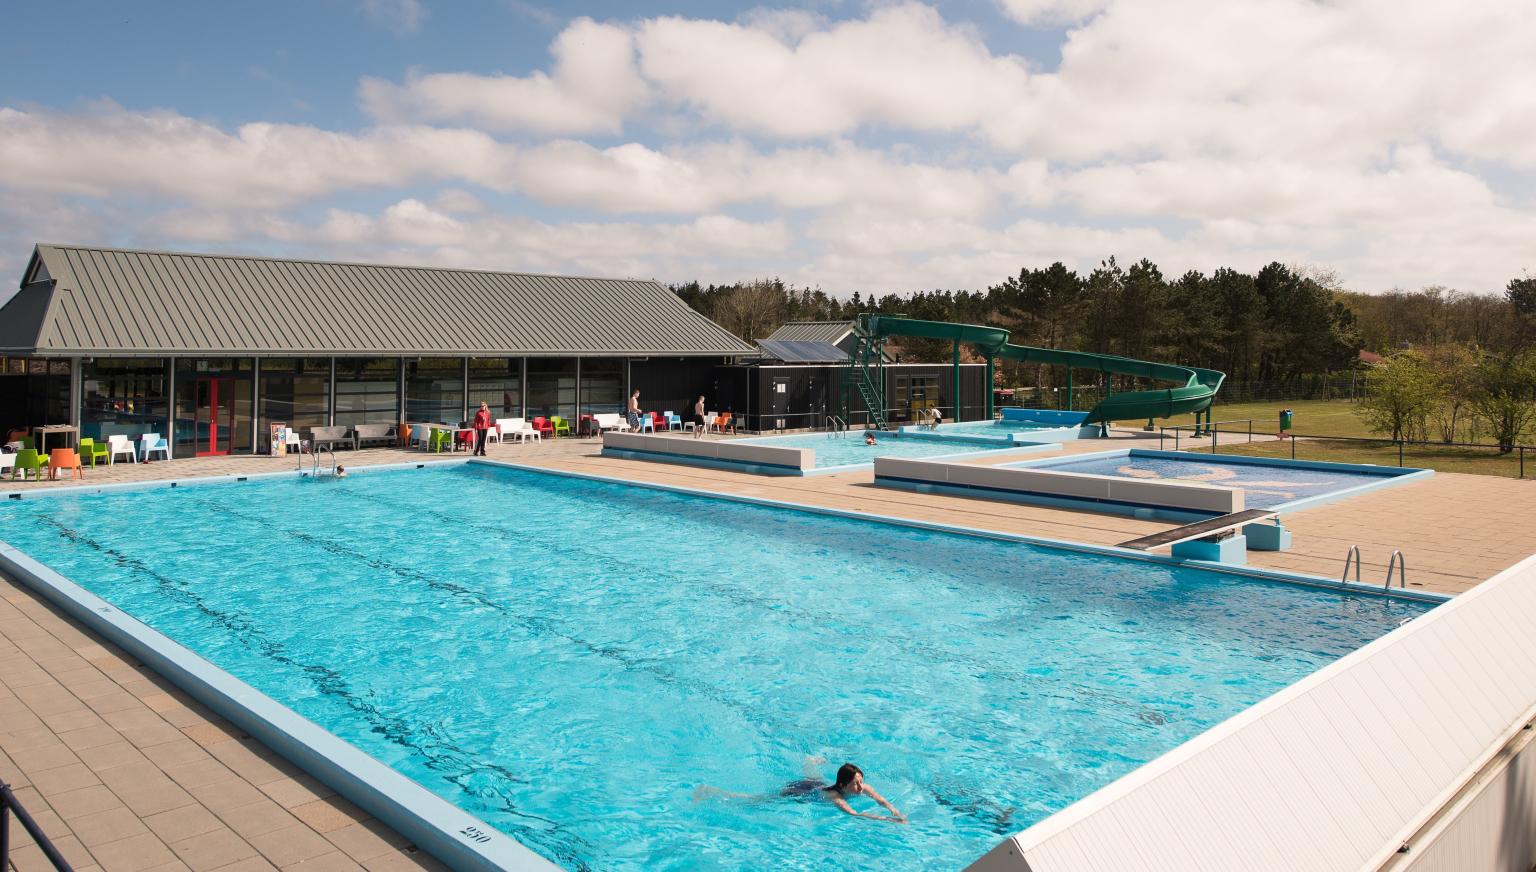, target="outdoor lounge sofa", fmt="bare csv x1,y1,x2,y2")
308,425,356,452
351,423,396,448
